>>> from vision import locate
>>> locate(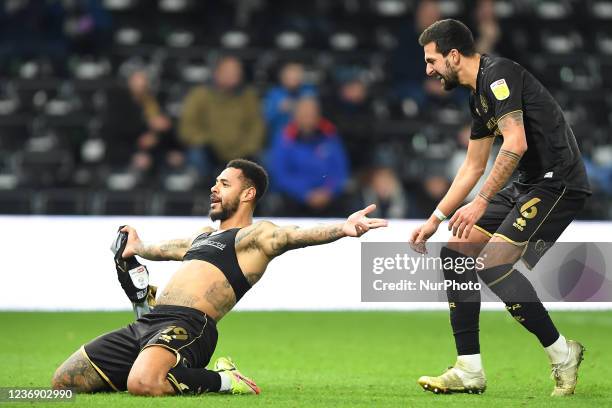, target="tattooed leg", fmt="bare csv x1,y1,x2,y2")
52,348,111,393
